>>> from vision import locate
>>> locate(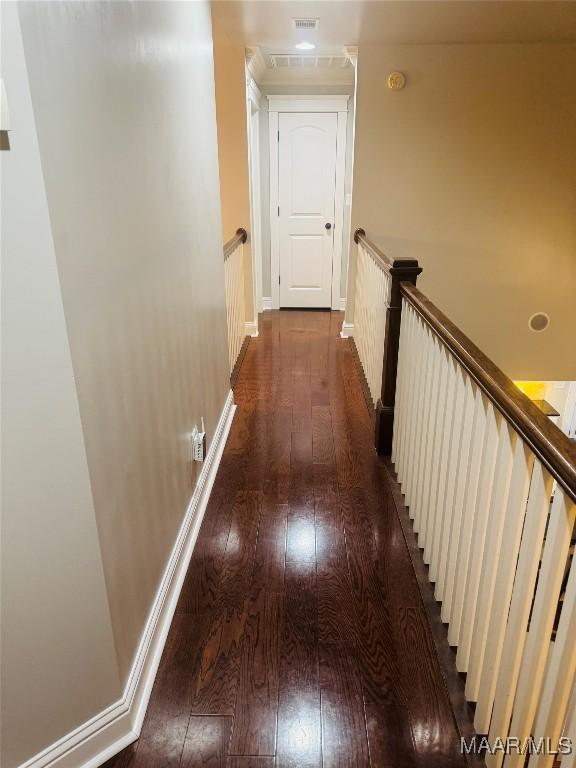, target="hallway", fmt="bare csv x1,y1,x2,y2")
105,310,465,768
